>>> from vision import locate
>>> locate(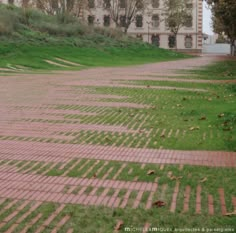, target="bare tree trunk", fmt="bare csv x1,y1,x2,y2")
174,33,177,50
231,40,236,56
